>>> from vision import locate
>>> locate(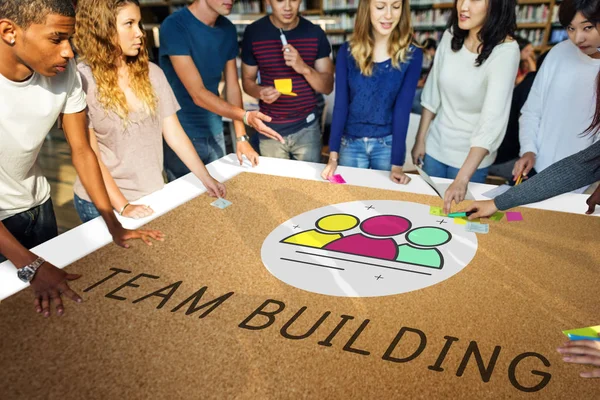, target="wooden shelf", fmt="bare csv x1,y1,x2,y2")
302,9,323,15
414,25,447,31
432,3,454,9
140,0,562,54
322,8,358,14
517,22,547,29
139,1,169,7
517,0,551,4
325,29,352,34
